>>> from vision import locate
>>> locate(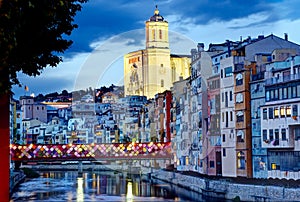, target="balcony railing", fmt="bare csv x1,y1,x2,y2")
234,63,244,72
251,72,265,81
265,73,300,85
